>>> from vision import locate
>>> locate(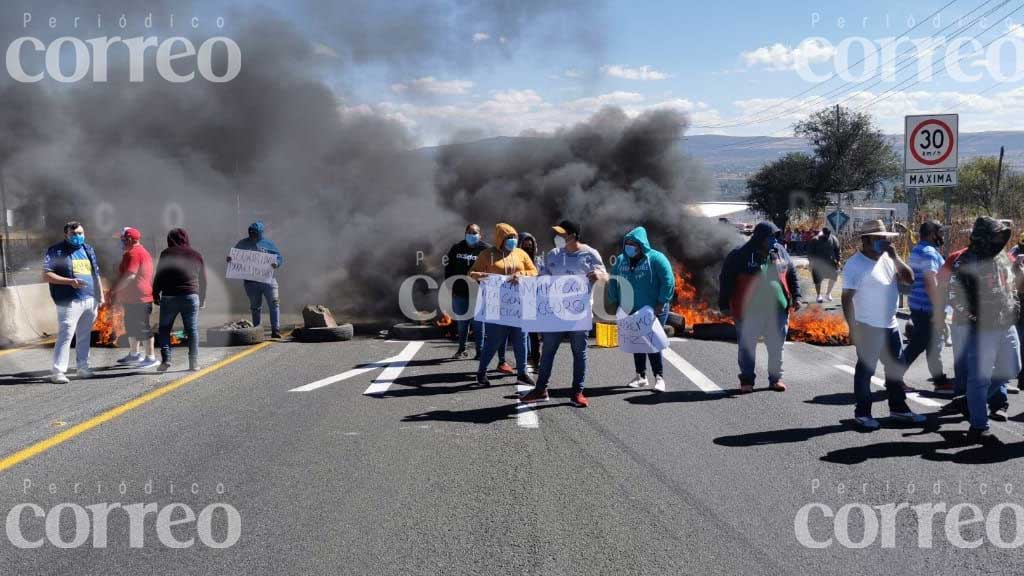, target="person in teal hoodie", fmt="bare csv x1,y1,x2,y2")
228,221,284,338
606,226,675,392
